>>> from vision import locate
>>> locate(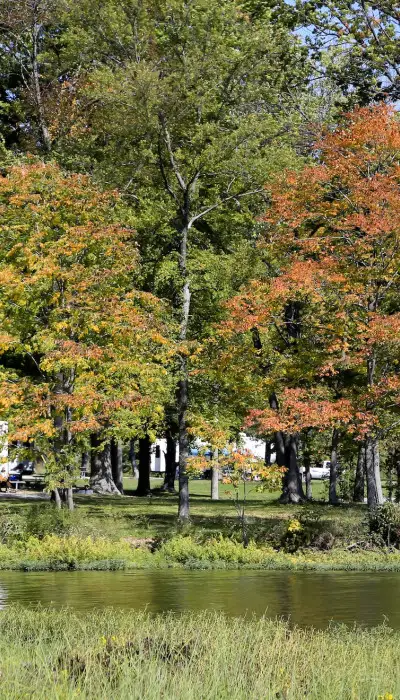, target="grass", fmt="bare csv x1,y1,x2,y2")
4,476,364,540
0,606,397,699
1,477,396,571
